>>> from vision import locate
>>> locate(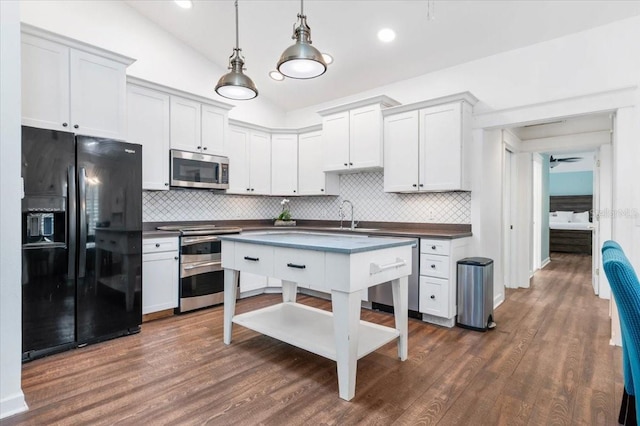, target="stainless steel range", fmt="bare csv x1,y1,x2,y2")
156,225,241,313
